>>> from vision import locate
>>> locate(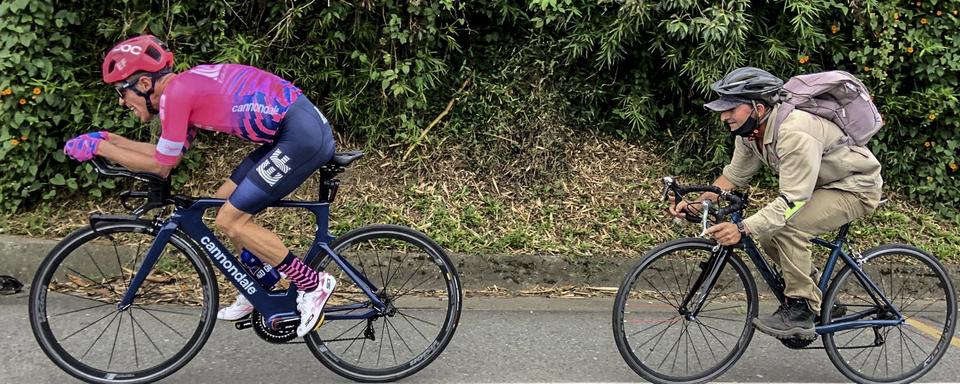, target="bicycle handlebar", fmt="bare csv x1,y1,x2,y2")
91,158,170,185
90,158,177,215
661,176,747,222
